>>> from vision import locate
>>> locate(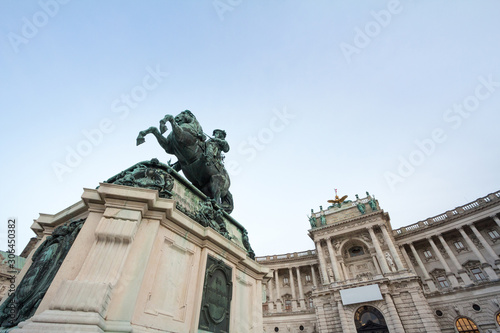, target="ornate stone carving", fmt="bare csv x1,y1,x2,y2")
385,252,396,272
438,245,449,258
332,240,341,254
361,233,371,243
0,219,84,328
471,235,484,249
377,233,385,245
